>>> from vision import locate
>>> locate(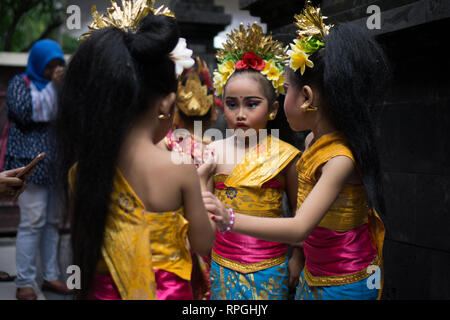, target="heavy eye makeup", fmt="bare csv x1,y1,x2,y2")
225,98,238,109
246,98,263,108
225,96,264,109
